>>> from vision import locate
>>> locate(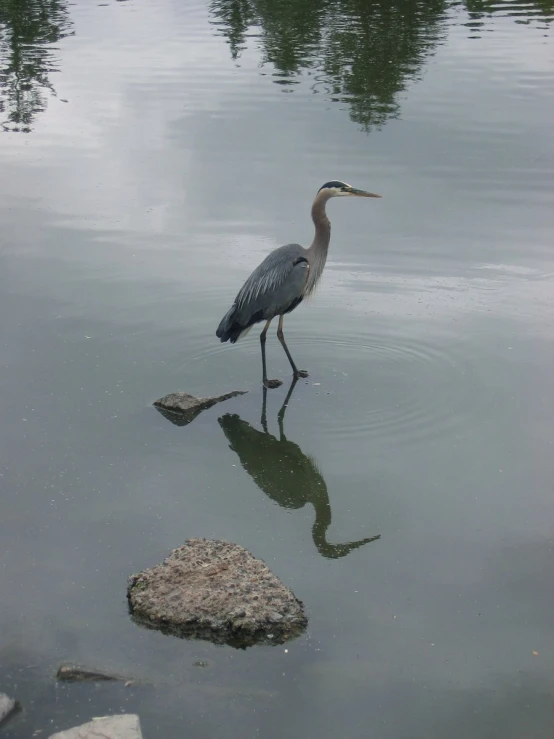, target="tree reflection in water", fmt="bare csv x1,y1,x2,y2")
0,0,73,132
210,0,553,130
